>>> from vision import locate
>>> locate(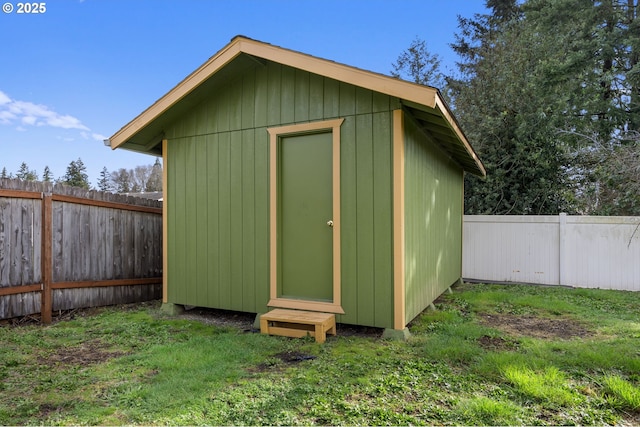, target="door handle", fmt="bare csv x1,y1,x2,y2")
327,220,334,228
